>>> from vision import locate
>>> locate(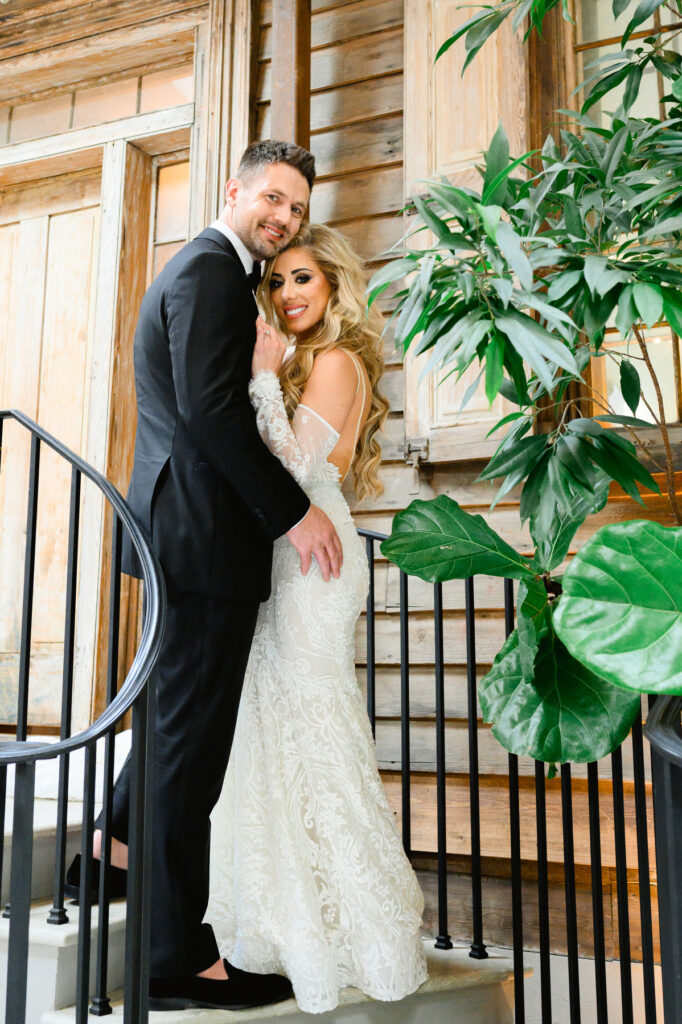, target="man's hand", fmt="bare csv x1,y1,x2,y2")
286,505,343,581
